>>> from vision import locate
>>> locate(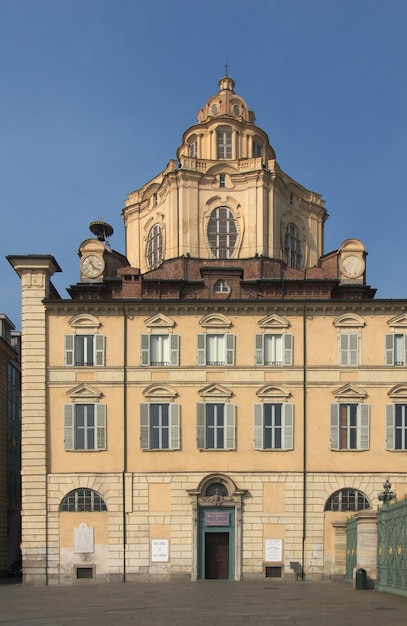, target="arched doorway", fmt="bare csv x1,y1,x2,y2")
188,474,246,581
